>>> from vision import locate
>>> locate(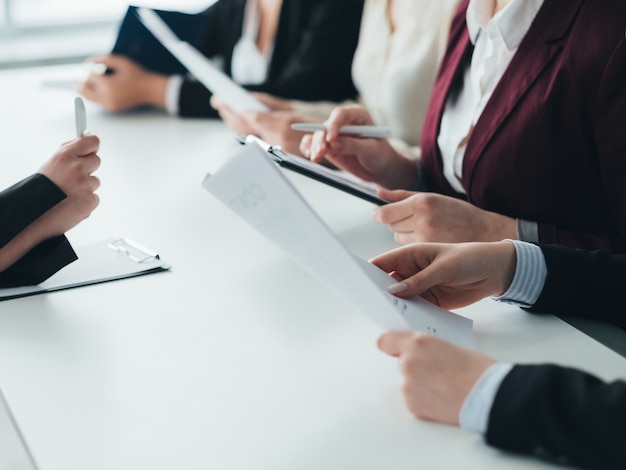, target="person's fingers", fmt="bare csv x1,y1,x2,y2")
80,153,102,174
242,111,266,131
88,54,130,69
91,175,101,192
210,95,226,110
300,134,313,158
372,198,418,225
378,187,415,203
369,246,416,276
325,106,372,141
309,131,330,163
68,135,100,157
387,259,452,300
377,332,414,357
